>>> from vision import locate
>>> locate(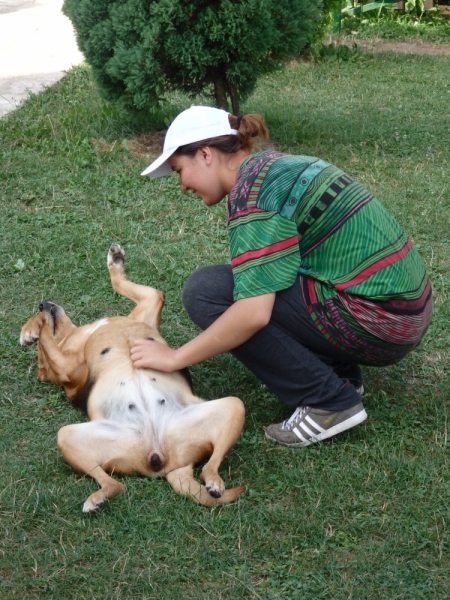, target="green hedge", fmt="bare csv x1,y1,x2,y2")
63,0,324,113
